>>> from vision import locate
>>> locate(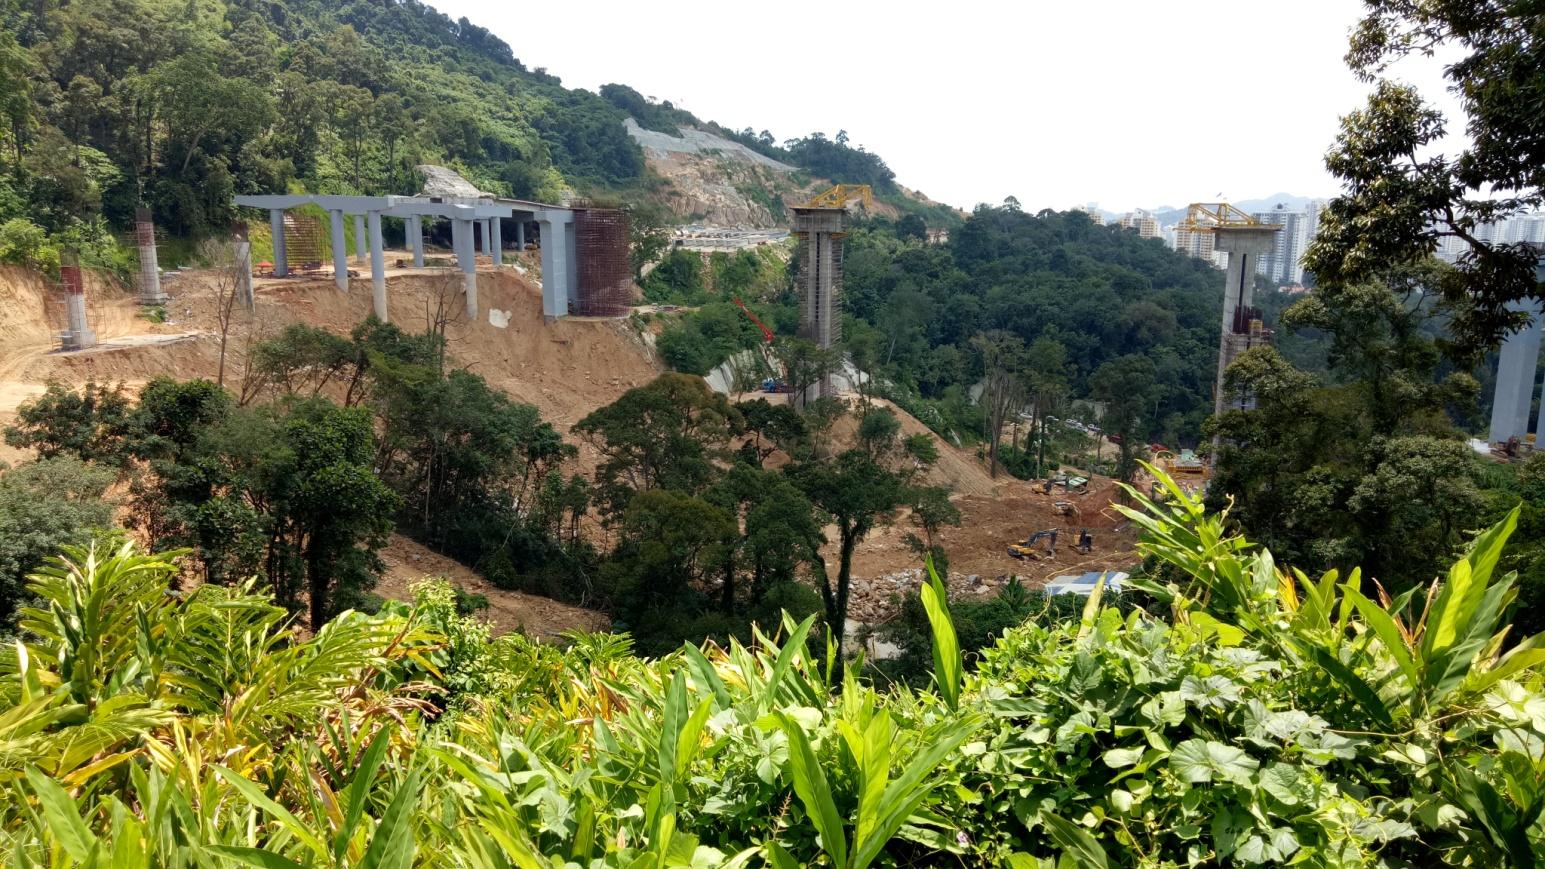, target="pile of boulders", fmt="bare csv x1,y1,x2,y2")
844,568,1016,622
